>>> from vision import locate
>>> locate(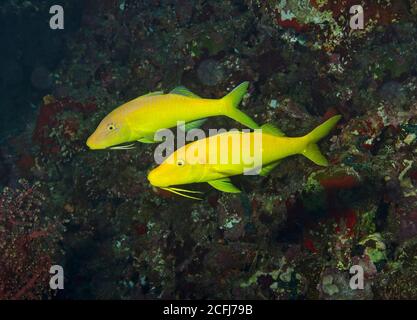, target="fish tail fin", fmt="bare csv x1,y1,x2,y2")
222,82,259,129
301,115,341,166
